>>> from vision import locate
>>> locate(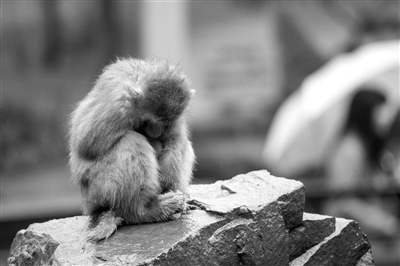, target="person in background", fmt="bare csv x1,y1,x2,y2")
324,88,399,237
